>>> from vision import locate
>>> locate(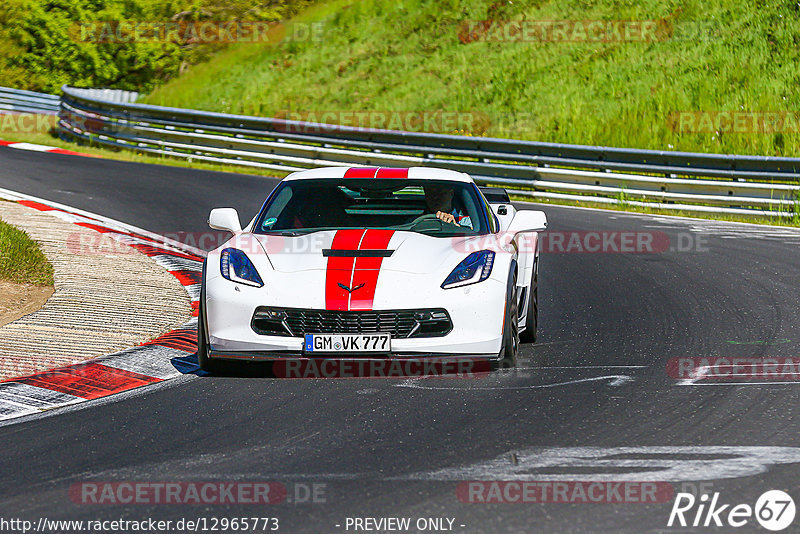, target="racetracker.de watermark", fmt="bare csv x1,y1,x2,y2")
0,112,58,134
64,231,232,256
70,20,325,44
457,19,727,44
667,357,800,381
667,111,800,135
458,20,665,44
271,358,491,379
69,481,327,505
669,111,800,134
456,231,708,254
457,481,675,503
64,230,709,256
274,110,490,134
